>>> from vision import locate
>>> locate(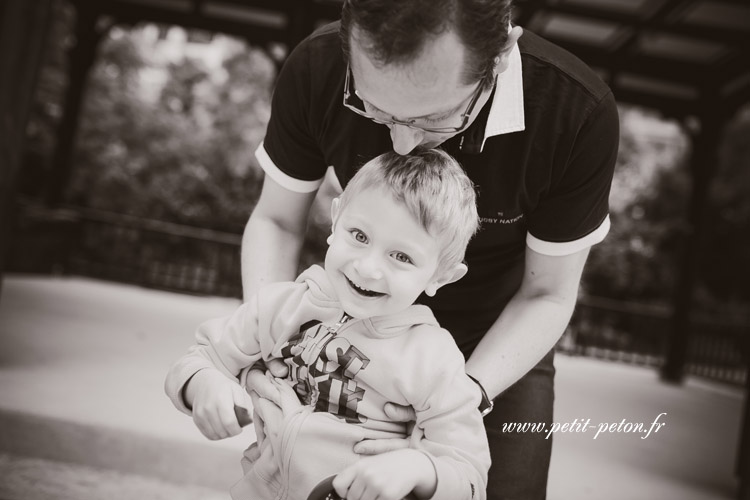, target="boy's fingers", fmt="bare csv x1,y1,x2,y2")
195,413,222,440
353,437,409,455
332,468,355,499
